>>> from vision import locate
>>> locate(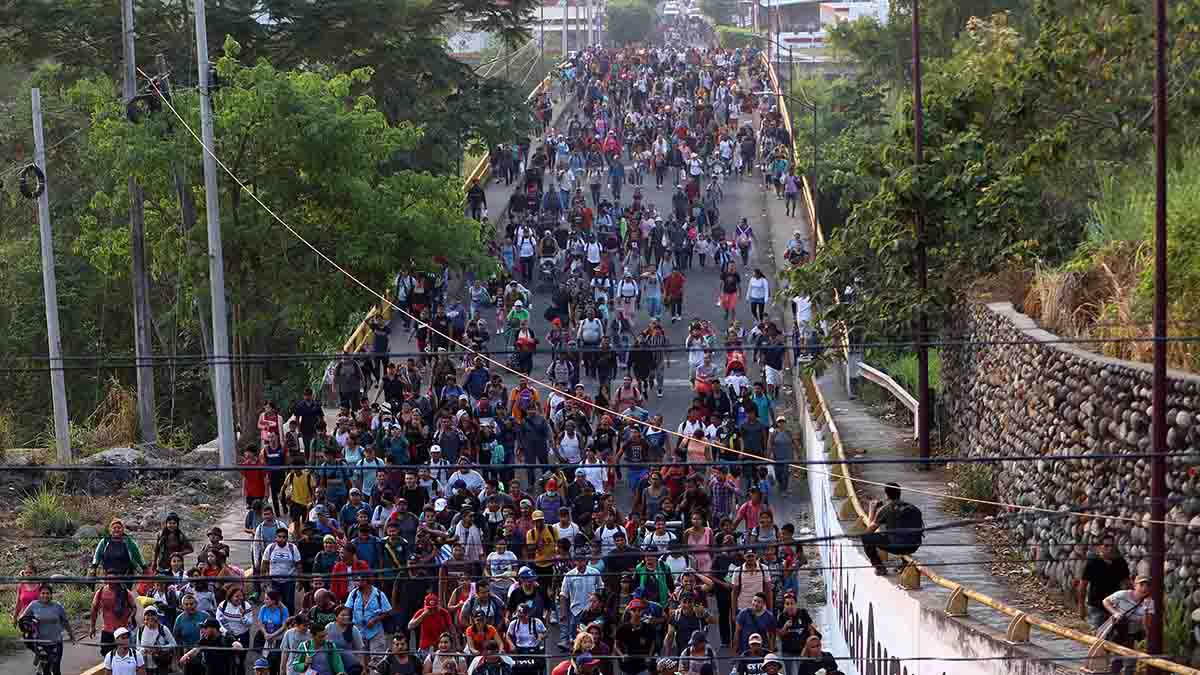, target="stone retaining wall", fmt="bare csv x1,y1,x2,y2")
942,302,1200,619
